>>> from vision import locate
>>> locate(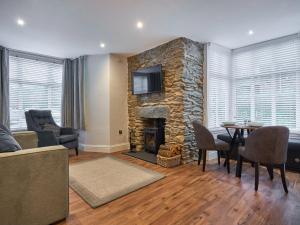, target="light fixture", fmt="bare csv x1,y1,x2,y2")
248,30,254,35
17,18,25,26
137,21,143,29
100,43,105,48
